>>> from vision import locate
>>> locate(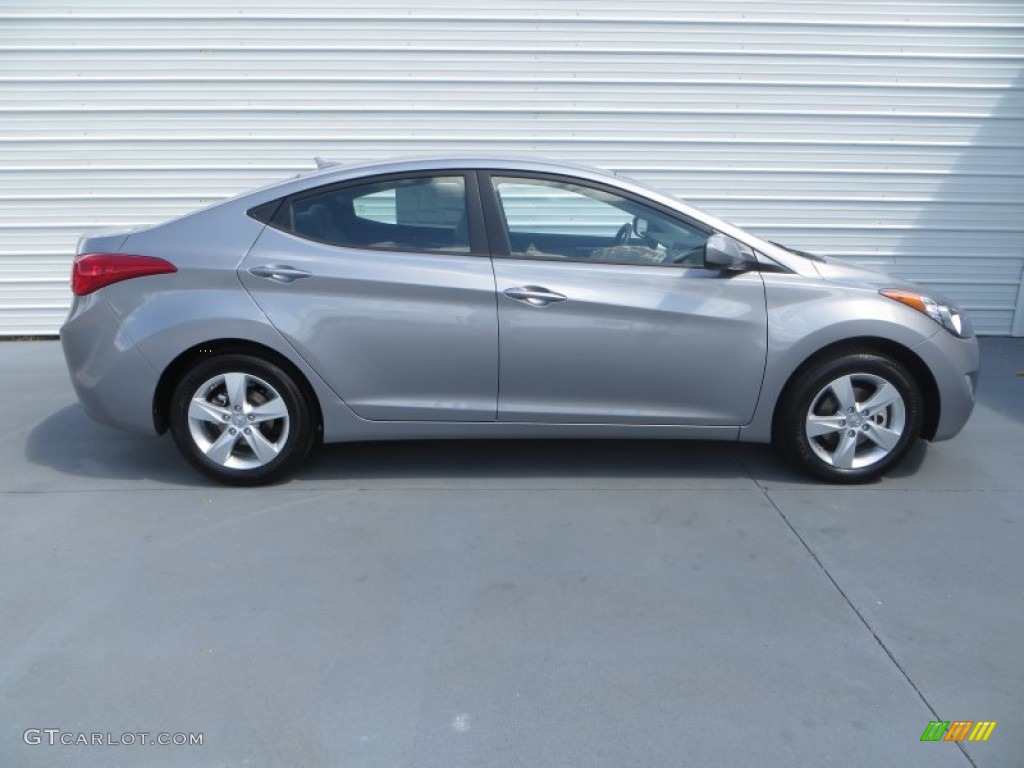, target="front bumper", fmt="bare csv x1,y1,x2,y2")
912,330,980,442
